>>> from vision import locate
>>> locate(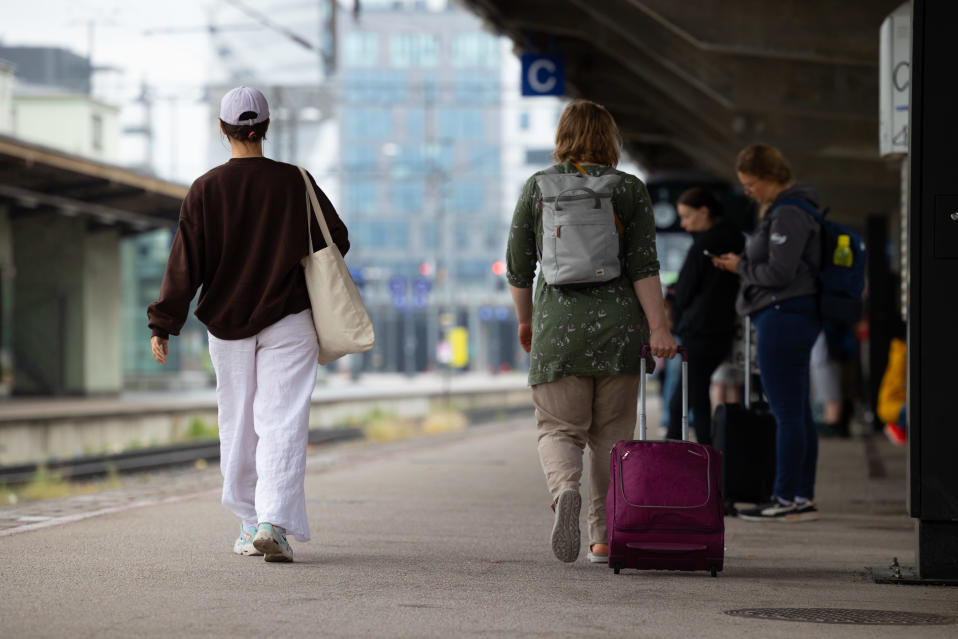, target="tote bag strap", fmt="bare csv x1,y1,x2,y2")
297,166,335,254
